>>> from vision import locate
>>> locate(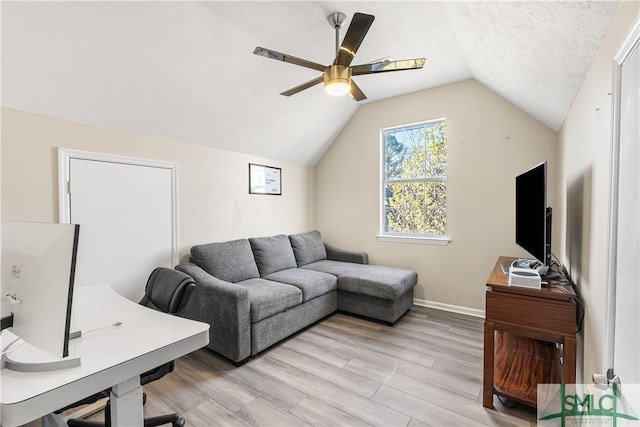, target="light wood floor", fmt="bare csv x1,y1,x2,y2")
87,307,537,426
